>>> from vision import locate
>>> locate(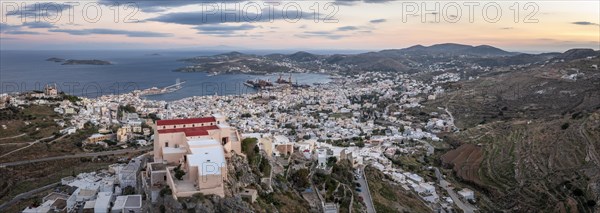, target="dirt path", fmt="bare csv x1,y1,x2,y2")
0,135,60,158
579,117,600,168
0,133,27,140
